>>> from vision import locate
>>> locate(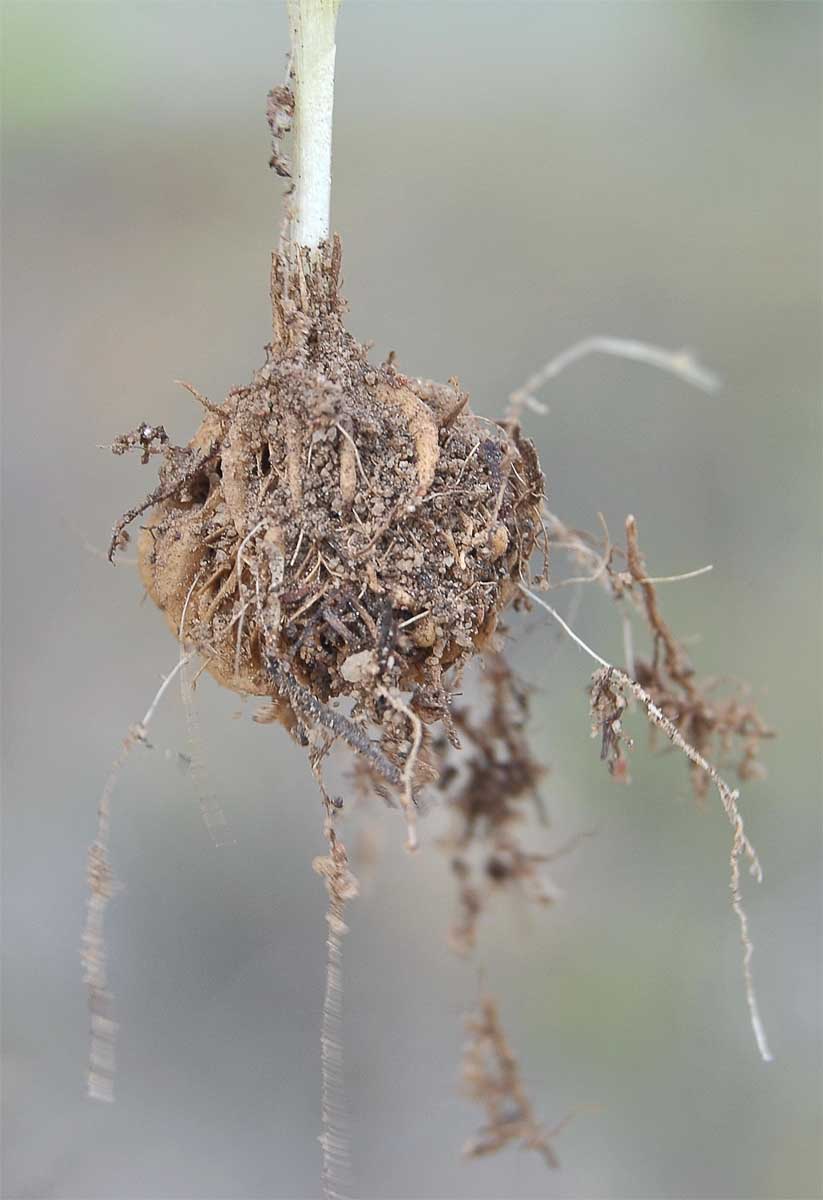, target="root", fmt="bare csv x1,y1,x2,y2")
202,568,237,624
549,511,614,590
107,184,774,1197
334,422,369,494
81,654,192,1101
284,411,304,512
618,516,773,794
506,334,720,423
624,514,695,694
518,583,610,669
176,570,233,845
462,993,560,1167
521,581,772,1063
641,563,714,585
233,519,269,678
543,512,773,795
377,686,422,851
267,658,403,788
591,667,772,1064
179,658,234,847
336,425,357,508
175,378,228,419
126,240,544,731
435,654,551,954
376,382,440,498
108,446,219,561
312,786,359,1200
